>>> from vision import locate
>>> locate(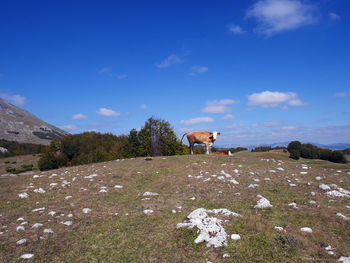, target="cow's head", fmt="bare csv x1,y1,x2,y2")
212,131,221,140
